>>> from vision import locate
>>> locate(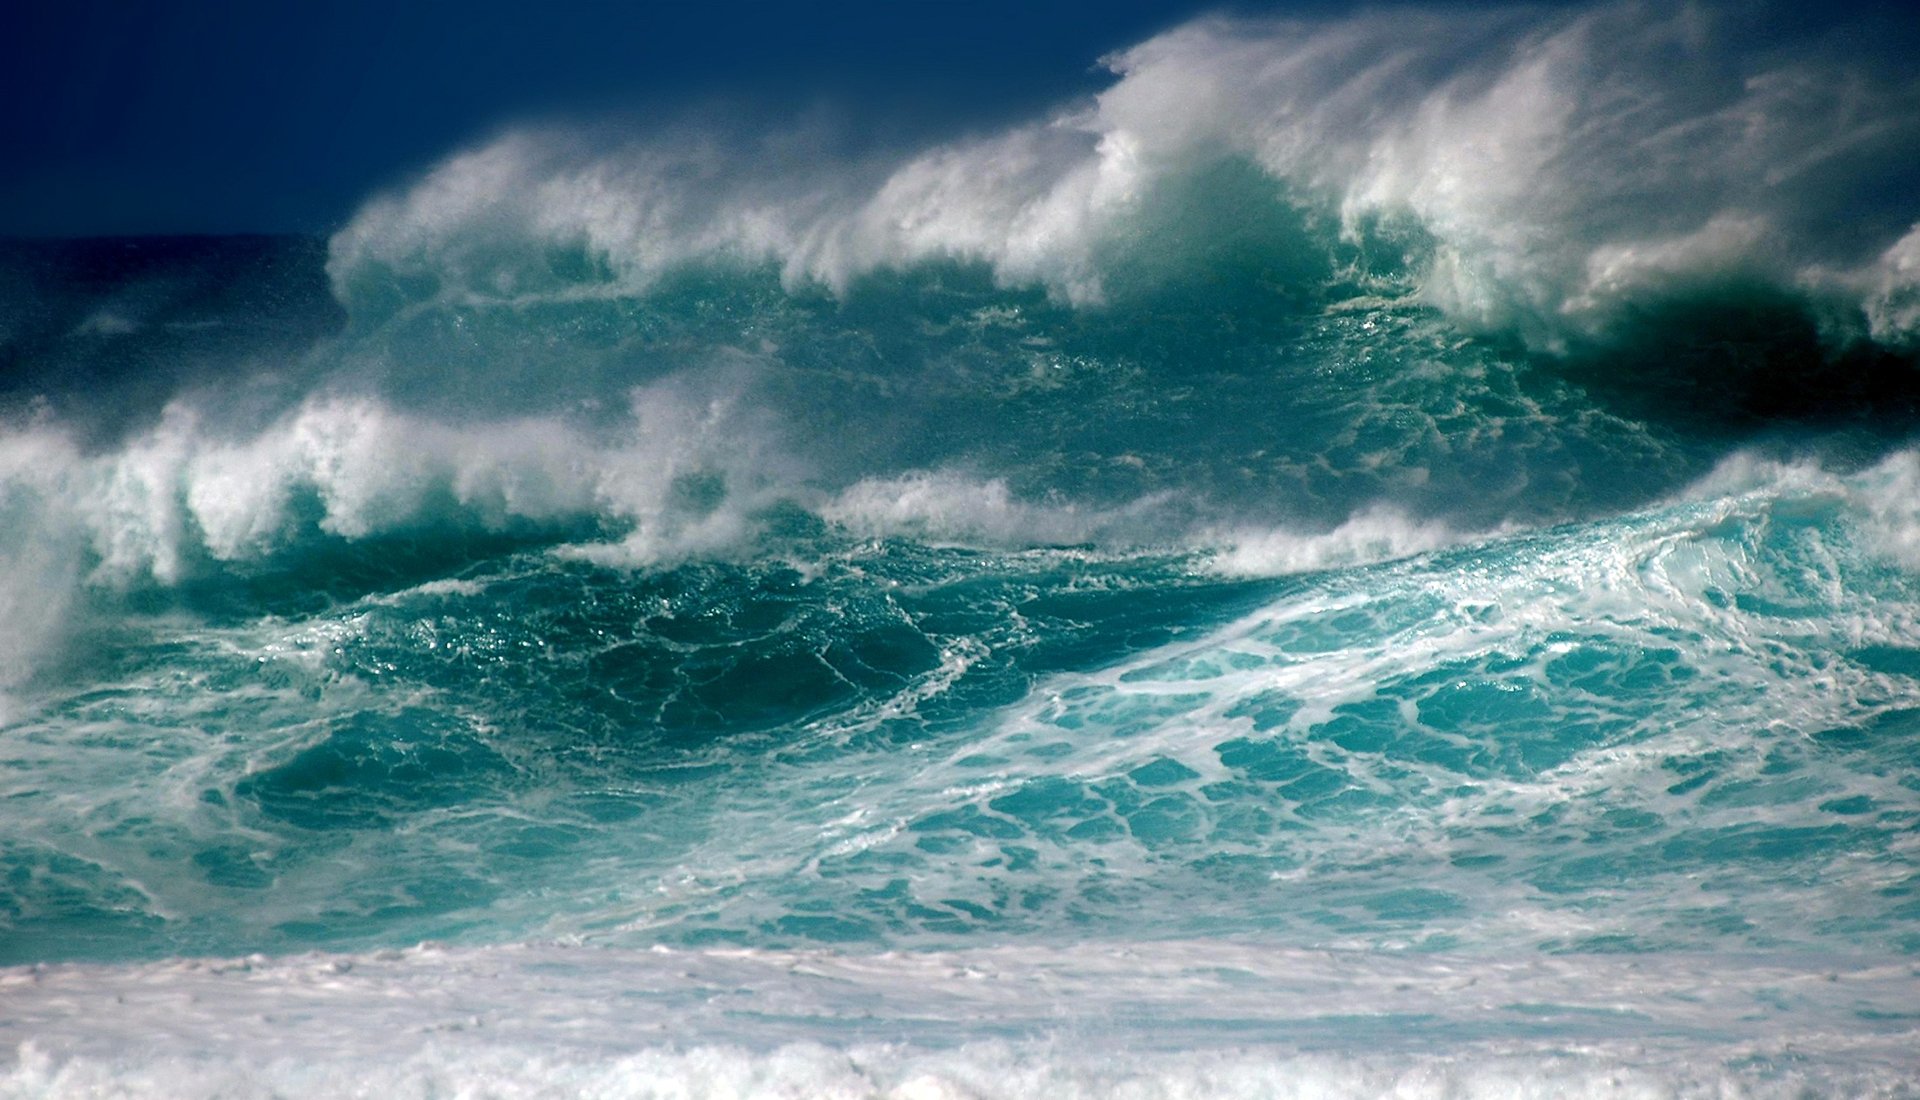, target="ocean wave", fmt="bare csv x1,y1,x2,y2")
329,2,1920,354
6,438,1918,958
7,4,1920,1032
